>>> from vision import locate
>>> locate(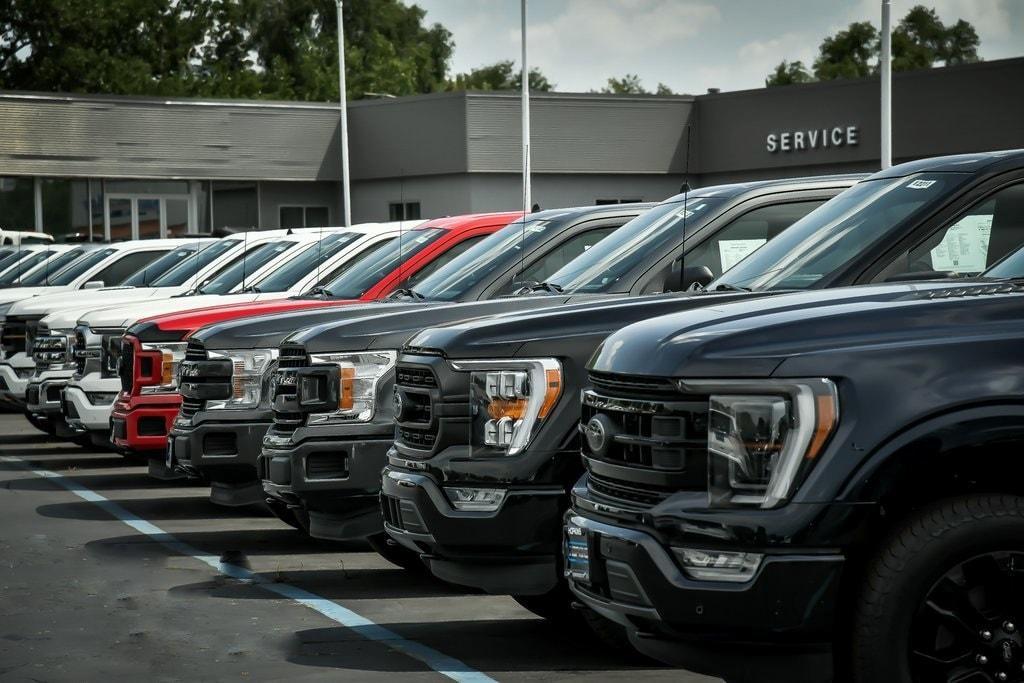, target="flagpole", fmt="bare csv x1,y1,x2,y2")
880,0,892,169
521,0,531,214
336,0,352,225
